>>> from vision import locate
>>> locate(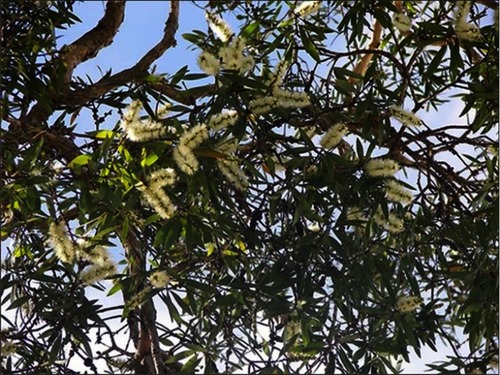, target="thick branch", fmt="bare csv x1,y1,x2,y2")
59,0,125,86
348,19,382,83
62,0,180,108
